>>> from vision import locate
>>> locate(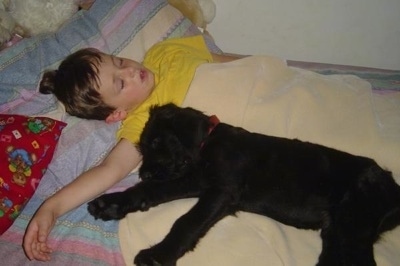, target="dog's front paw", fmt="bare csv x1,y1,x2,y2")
87,192,129,221
134,247,177,266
